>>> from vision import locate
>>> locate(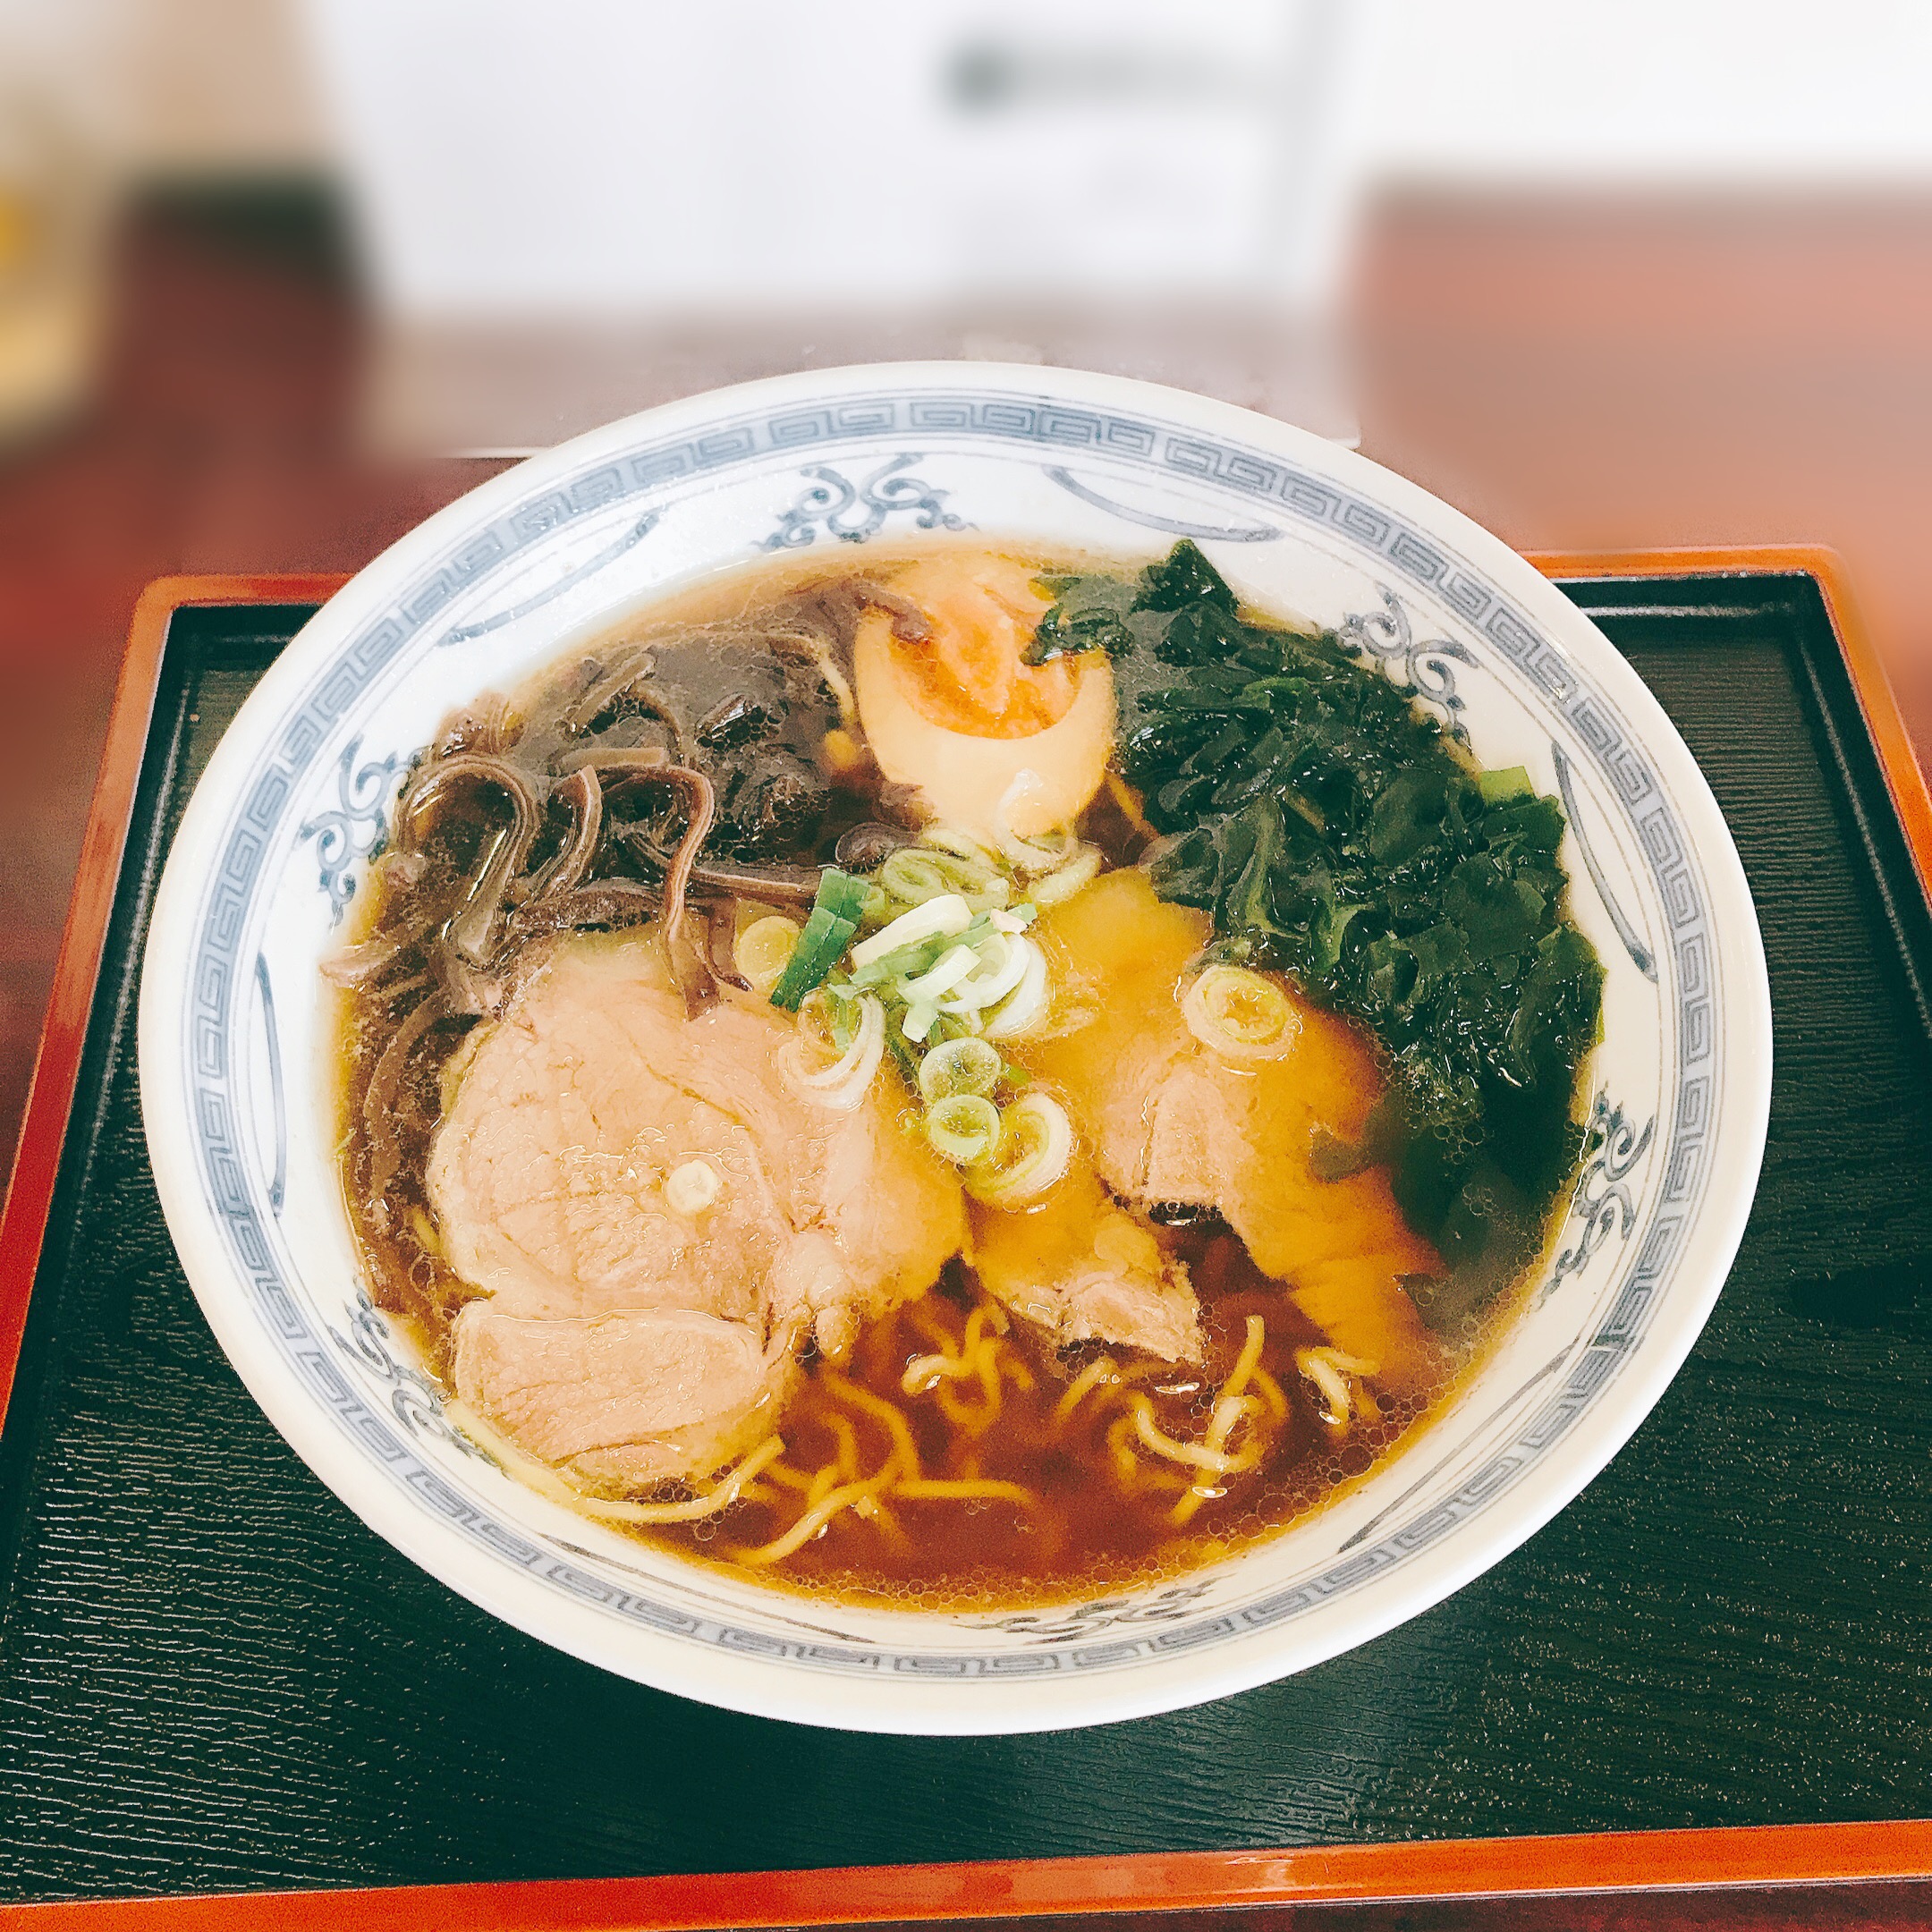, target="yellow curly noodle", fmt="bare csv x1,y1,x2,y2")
722,1296,1046,1567
1295,1345,1382,1432
1046,1315,1293,1527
